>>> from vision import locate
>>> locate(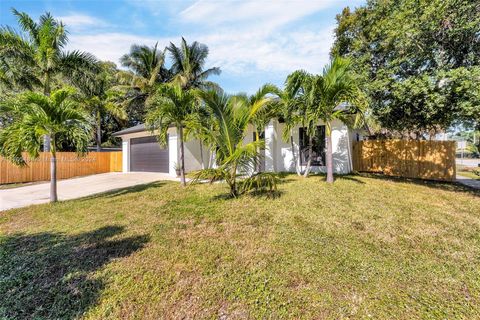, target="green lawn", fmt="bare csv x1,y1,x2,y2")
1,174,480,319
